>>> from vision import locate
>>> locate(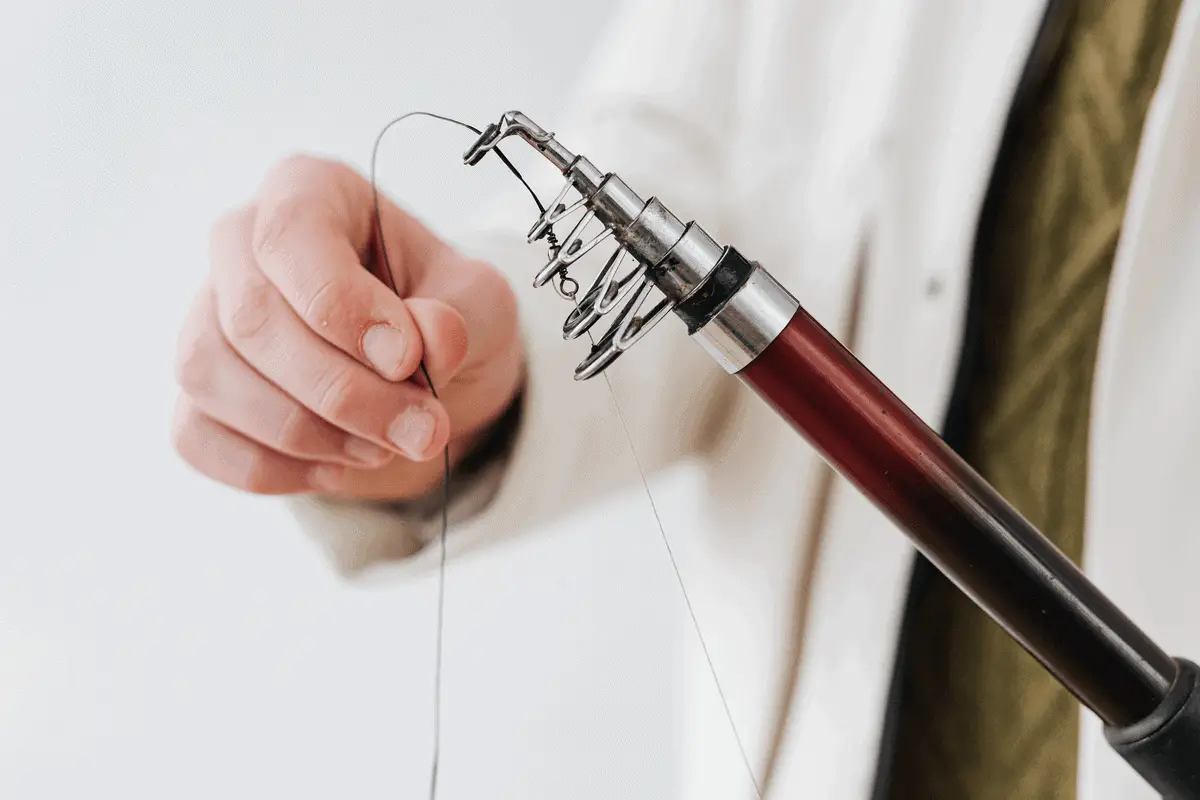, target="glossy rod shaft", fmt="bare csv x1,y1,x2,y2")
738,302,1176,727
